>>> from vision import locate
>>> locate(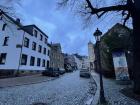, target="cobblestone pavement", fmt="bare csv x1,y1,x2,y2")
91,72,140,105
0,70,96,105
